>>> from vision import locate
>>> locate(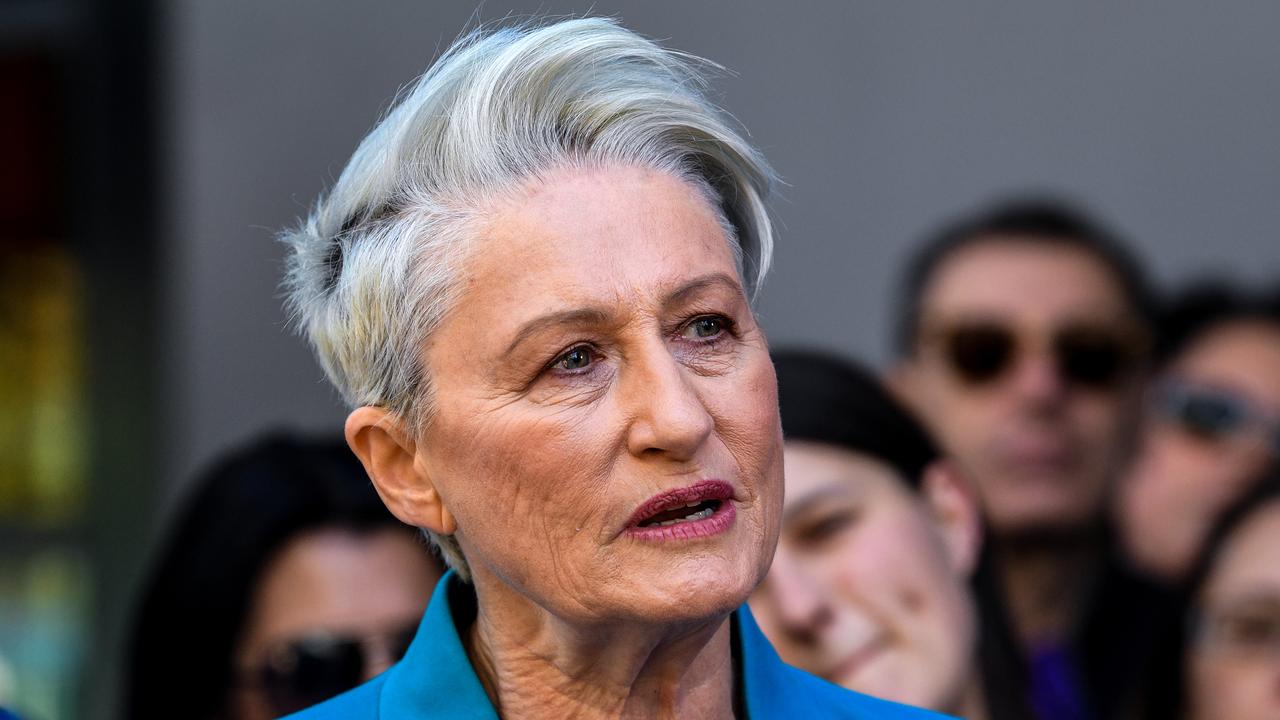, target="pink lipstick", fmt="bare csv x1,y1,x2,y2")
624,480,737,542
